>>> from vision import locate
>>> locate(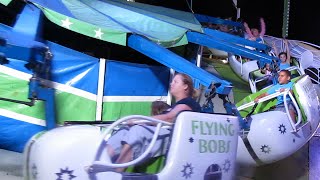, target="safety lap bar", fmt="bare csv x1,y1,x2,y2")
237,91,284,111
237,90,302,132
89,115,172,170
254,75,272,83
283,91,302,132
